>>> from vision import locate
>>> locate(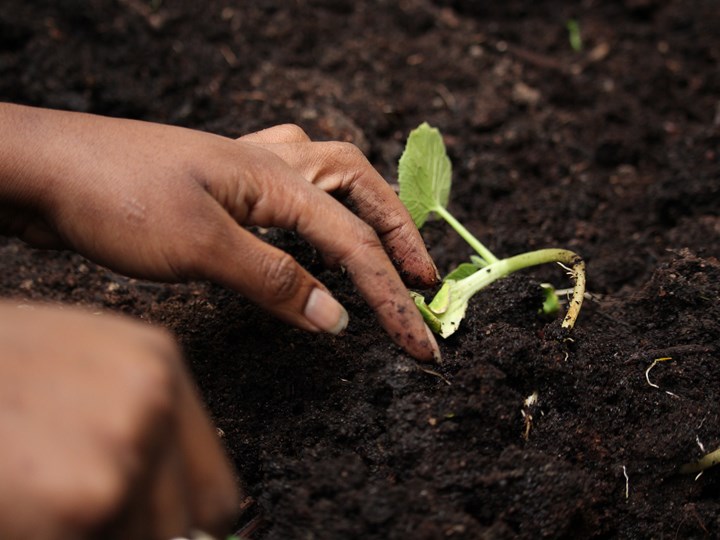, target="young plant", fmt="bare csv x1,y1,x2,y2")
399,123,586,338
566,19,583,52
